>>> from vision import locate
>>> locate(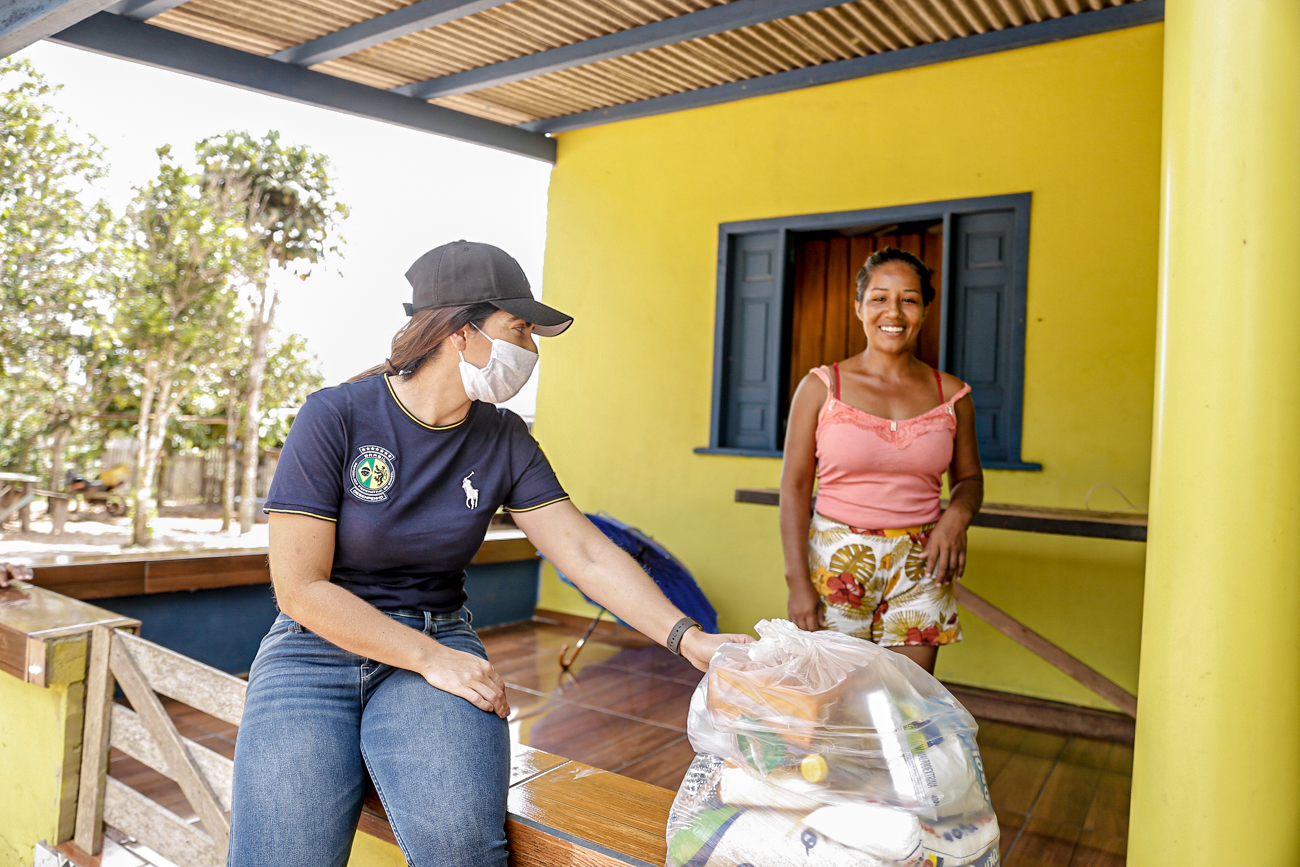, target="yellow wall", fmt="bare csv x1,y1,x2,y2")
0,675,83,867
536,23,1163,711
349,832,407,867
